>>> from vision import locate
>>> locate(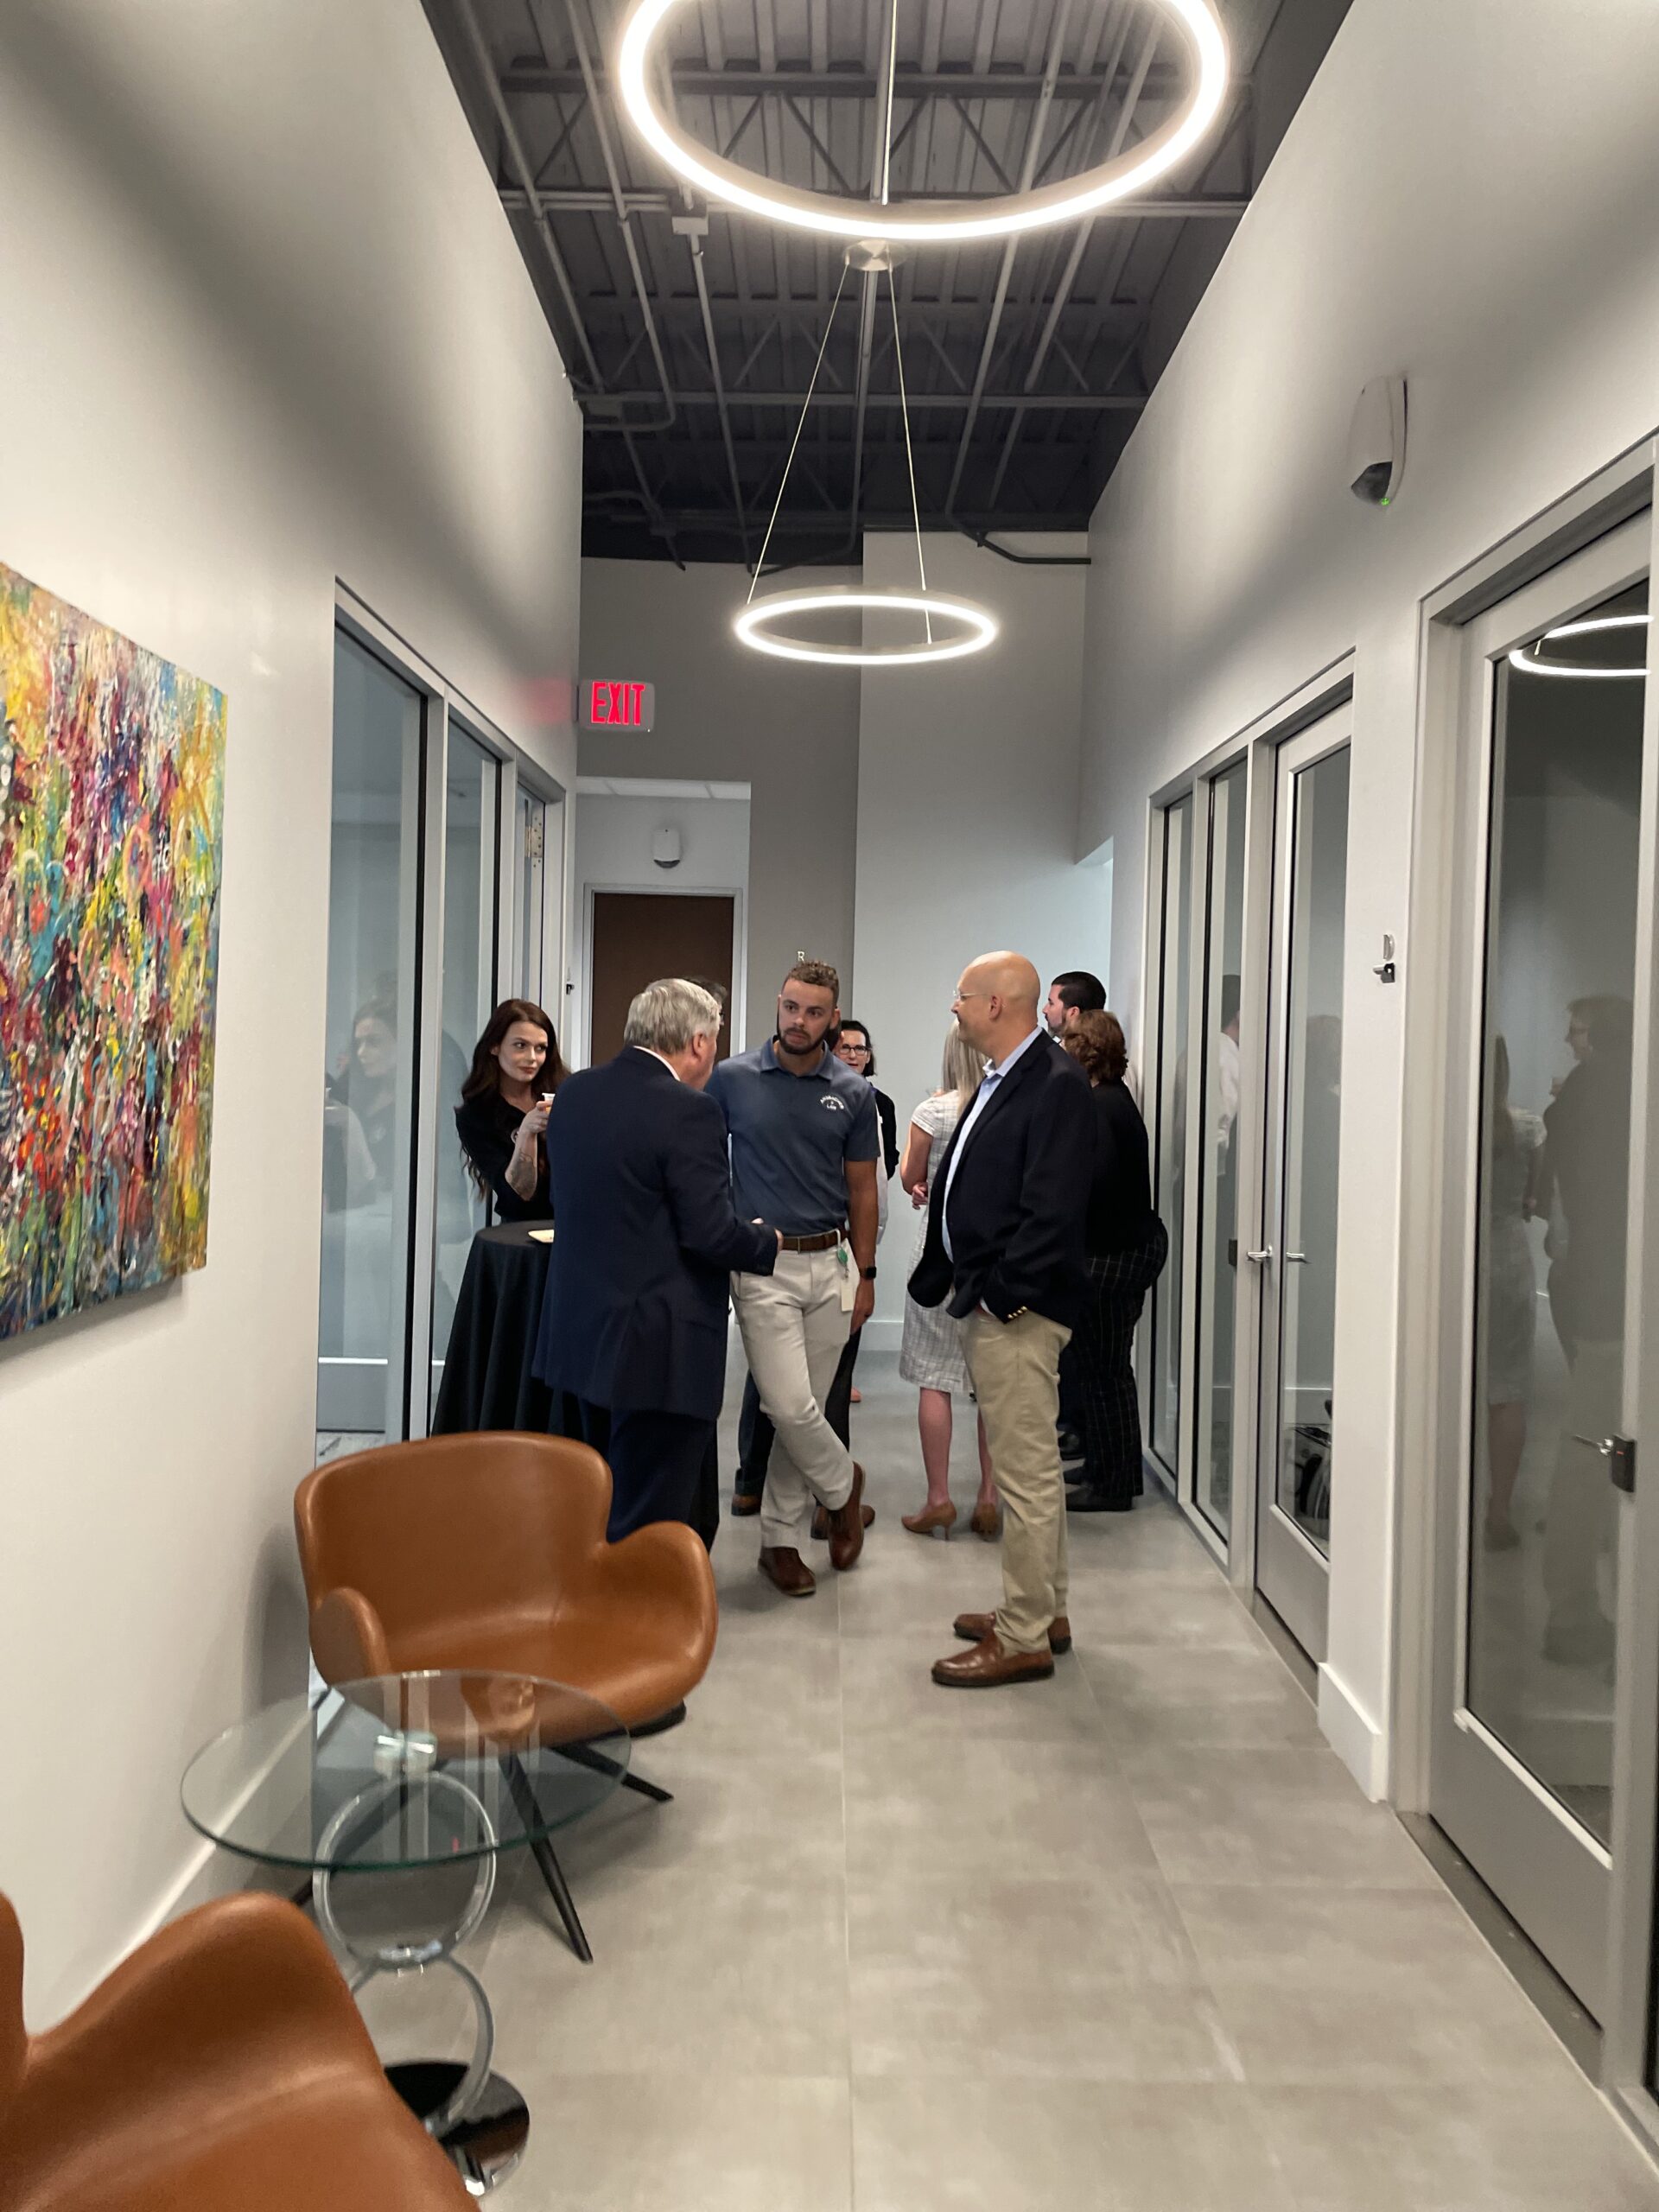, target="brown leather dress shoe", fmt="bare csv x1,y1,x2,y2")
731,1490,761,1518
811,1499,874,1540
827,1463,867,1570
759,1546,817,1597
952,1610,1071,1655
931,1633,1055,1688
